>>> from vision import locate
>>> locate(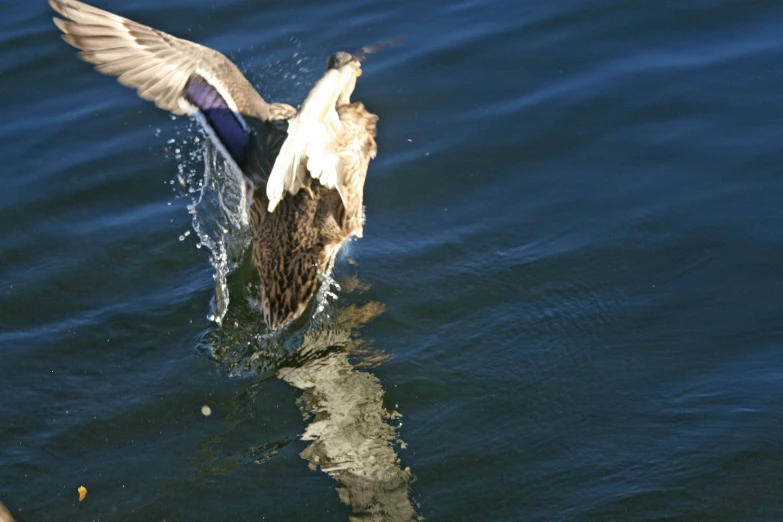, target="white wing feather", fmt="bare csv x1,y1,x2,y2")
266,66,355,212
